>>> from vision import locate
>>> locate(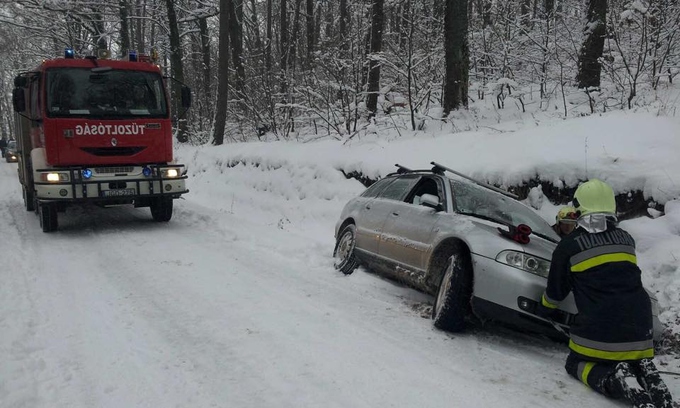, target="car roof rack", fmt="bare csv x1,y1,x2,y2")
430,161,518,199
391,163,518,199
